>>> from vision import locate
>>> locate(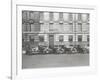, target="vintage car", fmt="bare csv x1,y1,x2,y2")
43,47,53,54
56,47,65,54
70,47,77,54
31,47,40,55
